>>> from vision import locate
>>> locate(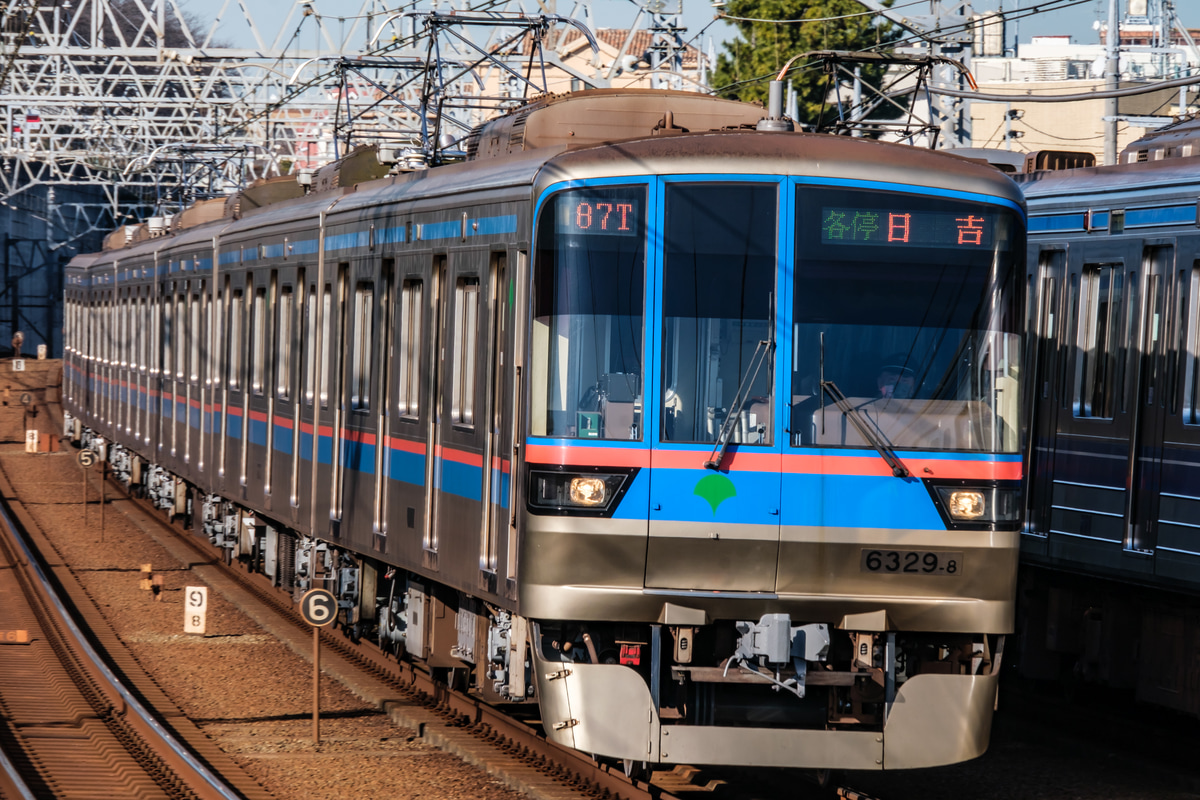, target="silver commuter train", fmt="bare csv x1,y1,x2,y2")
63,89,1028,771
